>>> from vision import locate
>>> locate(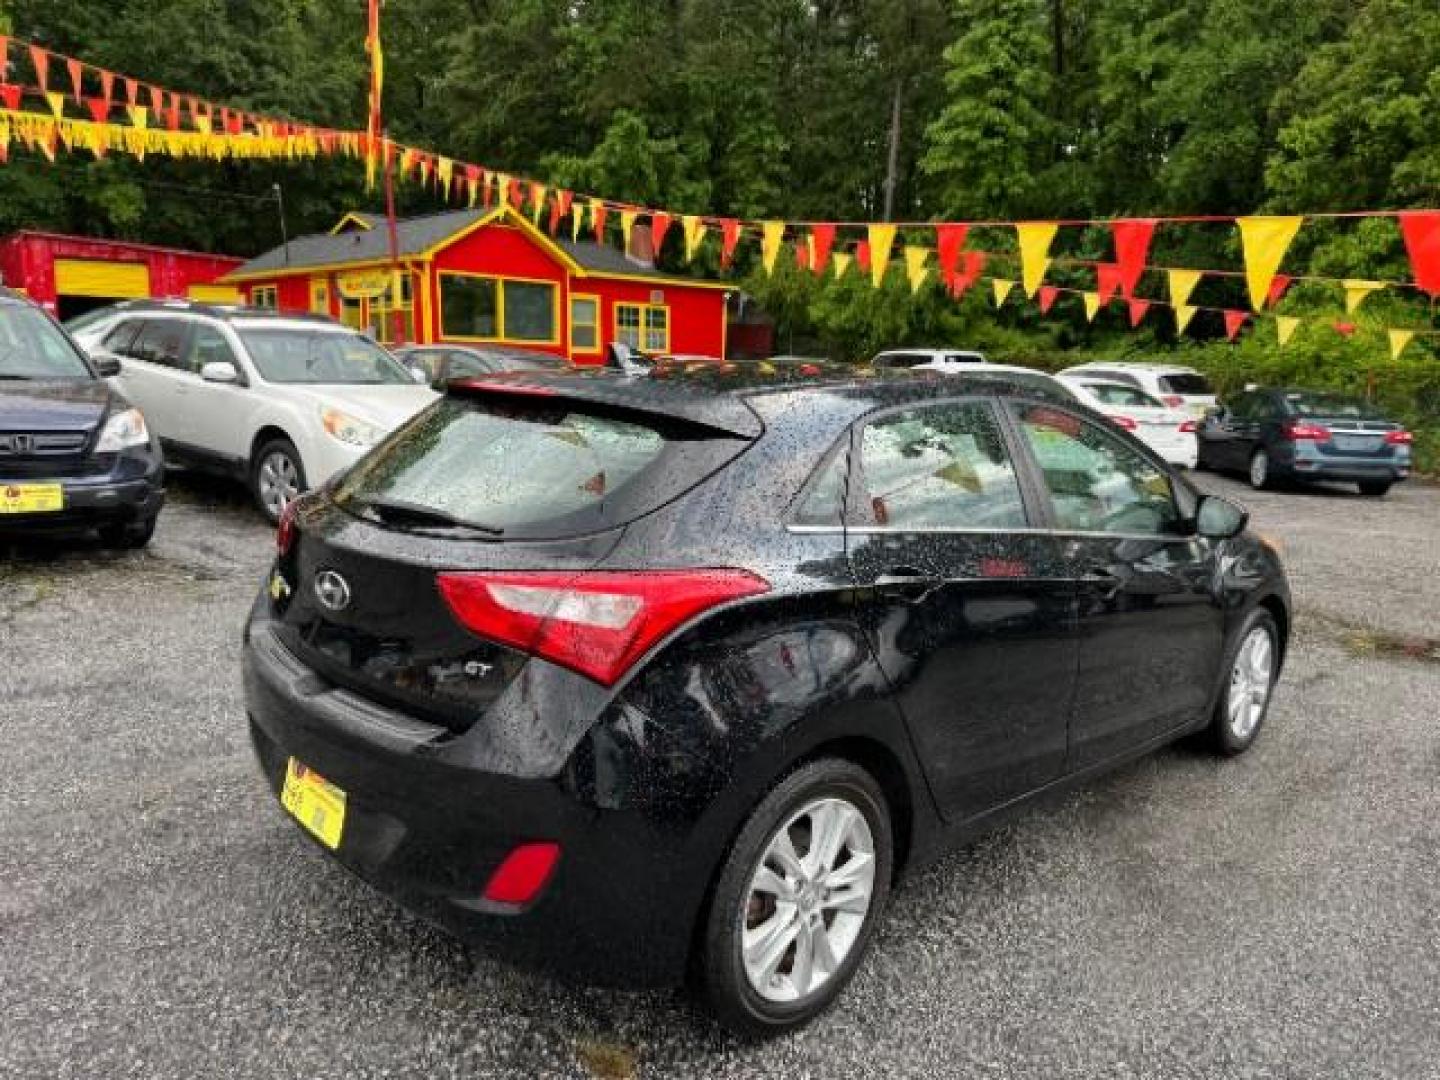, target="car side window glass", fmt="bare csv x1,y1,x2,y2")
187,326,238,375
857,402,1028,530
1013,403,1180,536
1230,394,1257,422
446,350,491,378
131,321,187,369
792,447,849,526
103,319,144,355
